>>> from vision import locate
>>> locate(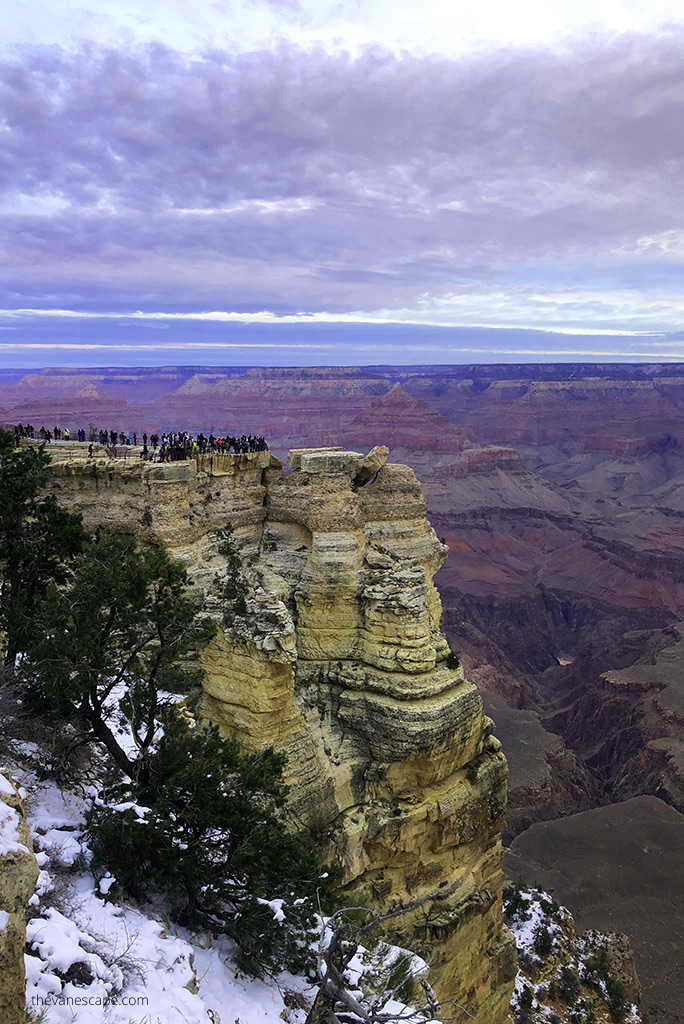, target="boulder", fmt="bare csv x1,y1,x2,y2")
354,445,390,486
